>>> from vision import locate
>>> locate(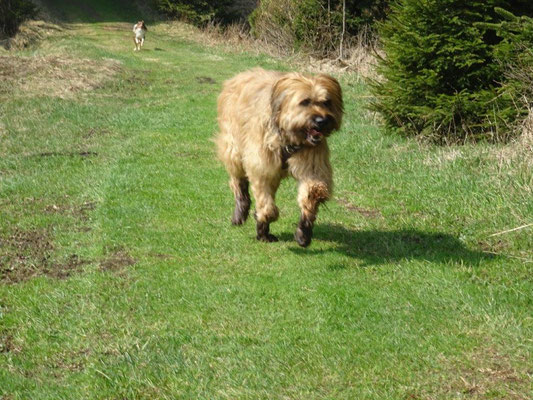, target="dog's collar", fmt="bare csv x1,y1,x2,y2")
281,144,303,169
